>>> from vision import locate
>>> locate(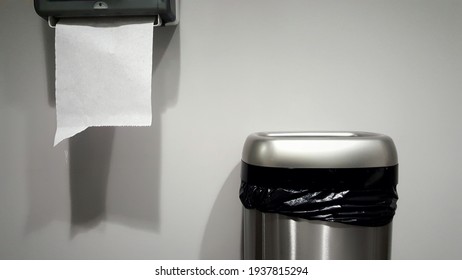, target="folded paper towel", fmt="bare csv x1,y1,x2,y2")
54,17,154,146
